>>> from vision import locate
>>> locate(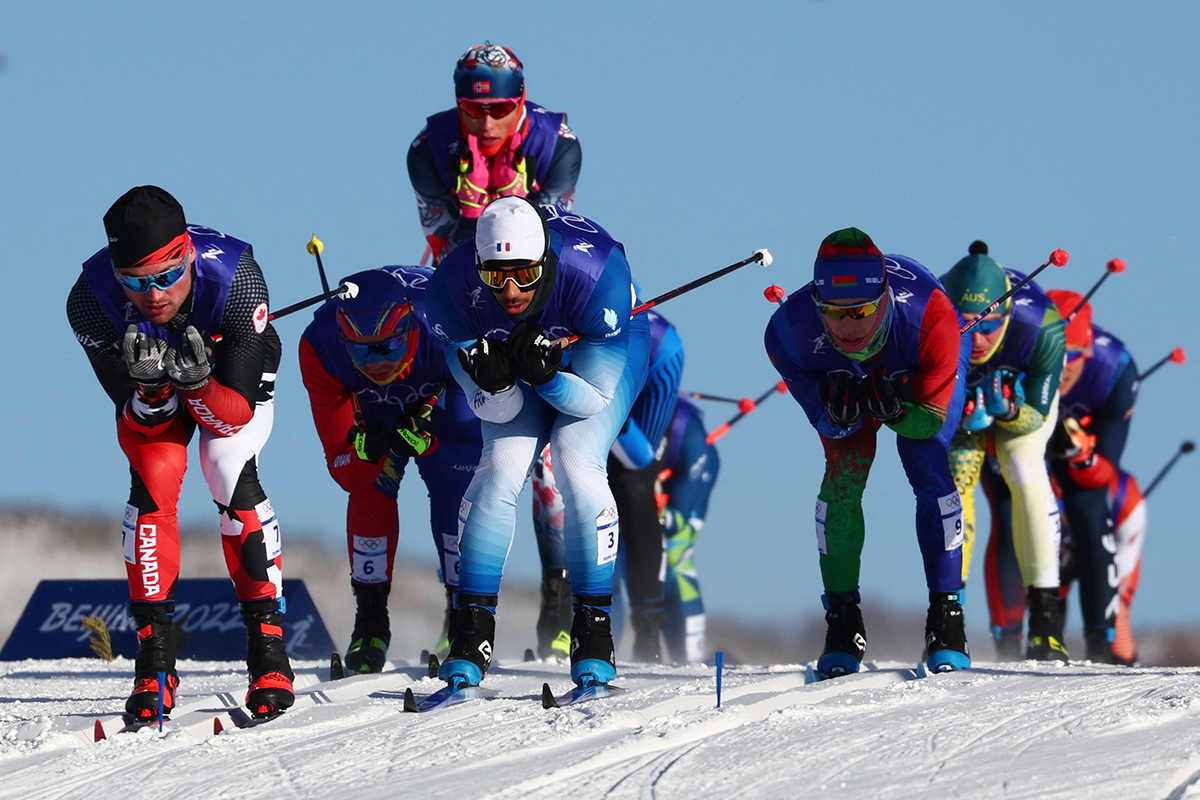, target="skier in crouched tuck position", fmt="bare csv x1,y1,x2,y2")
764,228,971,678
67,186,294,721
299,267,482,674
424,196,649,690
